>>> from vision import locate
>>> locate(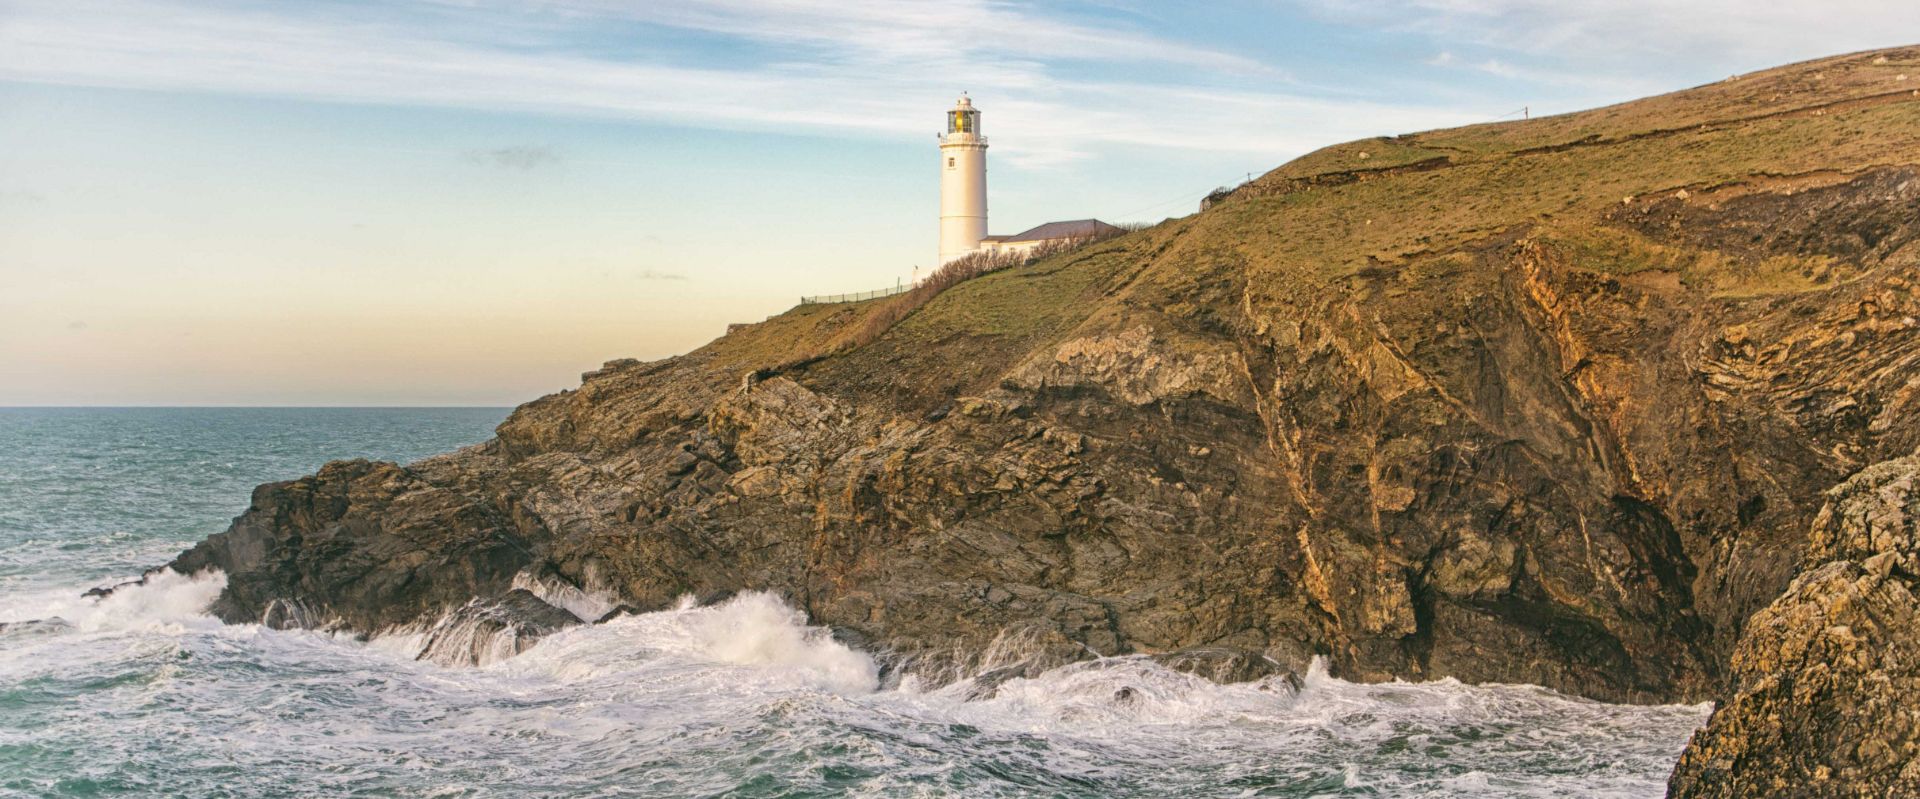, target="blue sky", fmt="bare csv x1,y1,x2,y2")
3,0,1916,405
